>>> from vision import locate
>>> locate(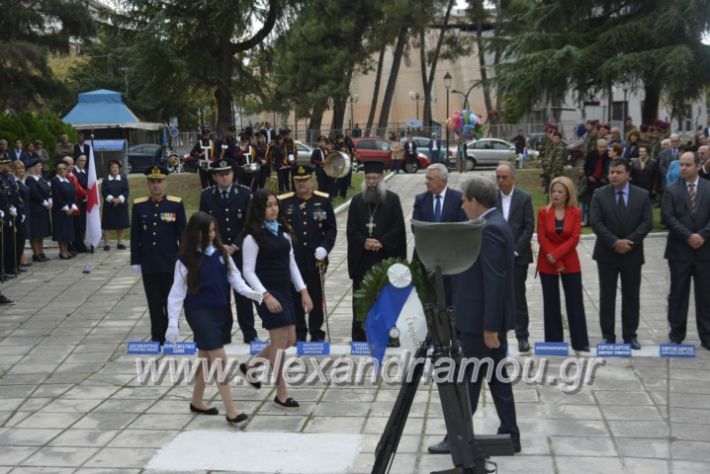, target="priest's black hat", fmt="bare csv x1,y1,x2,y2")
363,160,385,174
